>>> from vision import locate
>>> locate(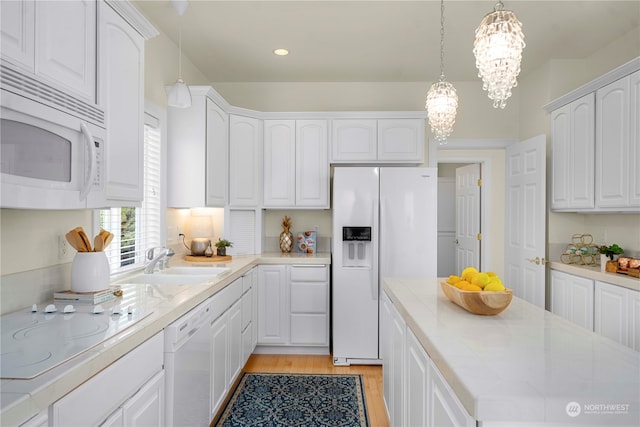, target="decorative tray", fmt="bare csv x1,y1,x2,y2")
440,281,513,315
